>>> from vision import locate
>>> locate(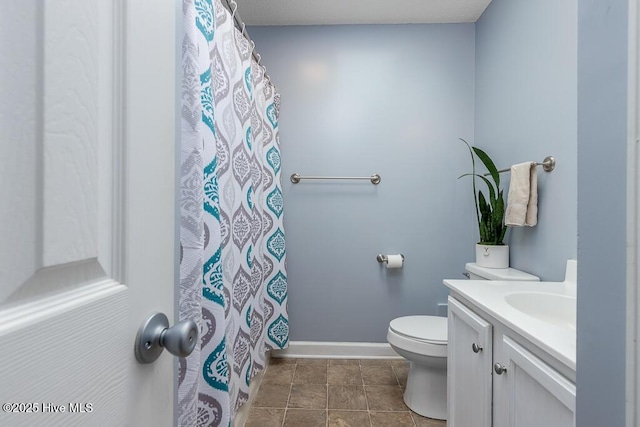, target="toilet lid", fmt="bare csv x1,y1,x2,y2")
389,316,447,344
